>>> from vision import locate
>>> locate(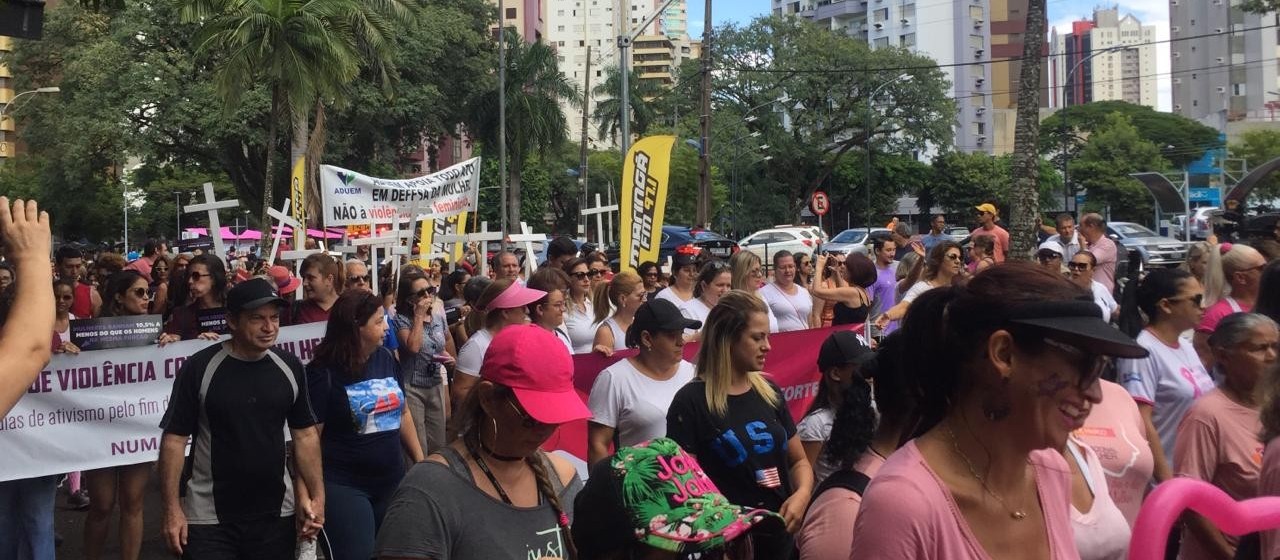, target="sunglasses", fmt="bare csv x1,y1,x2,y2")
569,271,591,280
1067,262,1091,271
188,271,210,281
588,269,607,277
348,274,371,284
507,397,544,429
413,286,438,299
130,287,151,300
644,272,659,278
1167,294,1204,307
1041,337,1111,390
944,253,962,261
1037,254,1062,263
